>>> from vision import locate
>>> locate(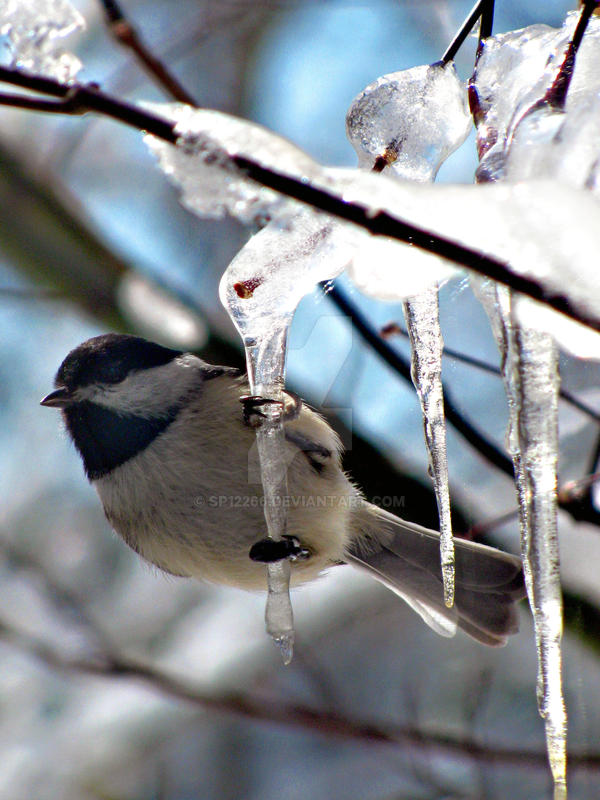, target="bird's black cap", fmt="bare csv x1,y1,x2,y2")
55,334,183,390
